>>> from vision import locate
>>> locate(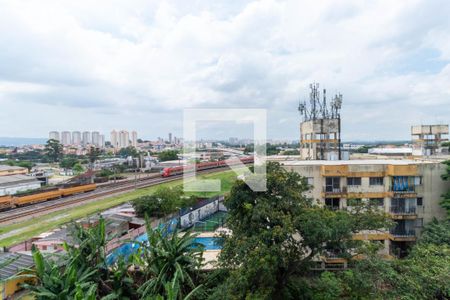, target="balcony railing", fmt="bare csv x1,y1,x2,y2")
390,206,417,215
389,228,416,237
323,186,347,193
391,186,415,193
